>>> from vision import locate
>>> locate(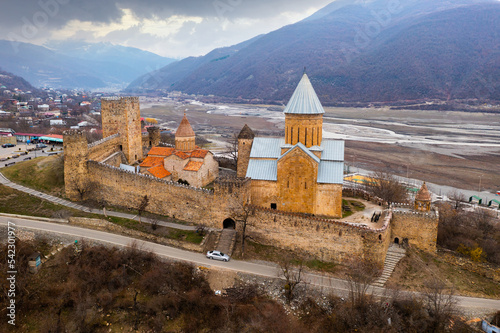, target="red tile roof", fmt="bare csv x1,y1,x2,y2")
190,149,209,158
183,161,204,172
148,147,175,157
44,134,63,139
174,150,190,160
148,165,171,179
140,156,164,168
